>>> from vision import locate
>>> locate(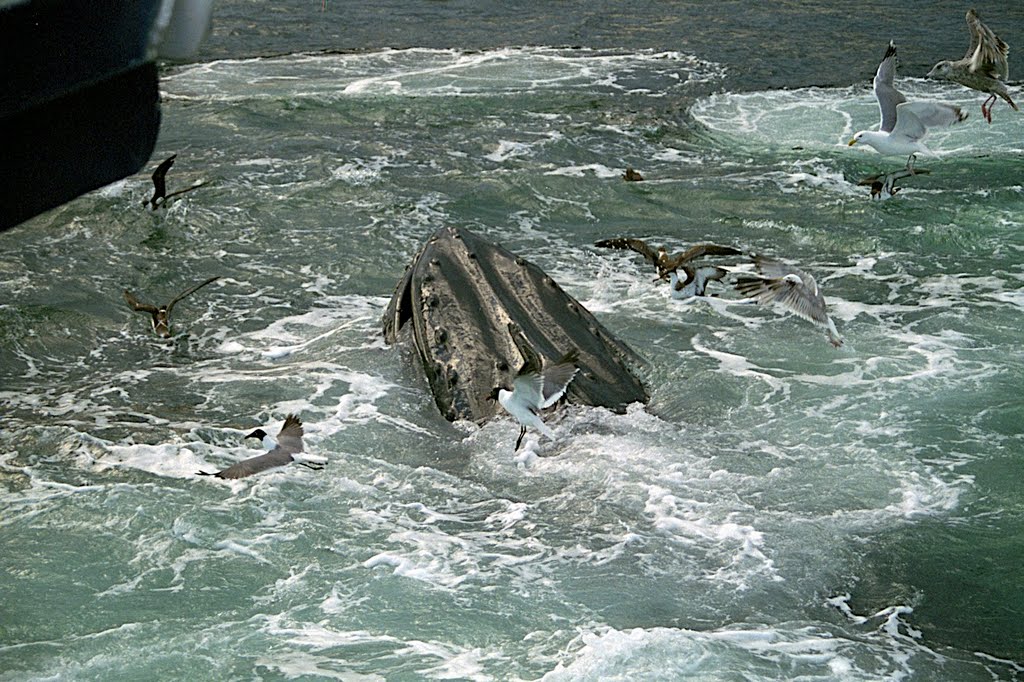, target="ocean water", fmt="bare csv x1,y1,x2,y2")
2,3,1024,680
